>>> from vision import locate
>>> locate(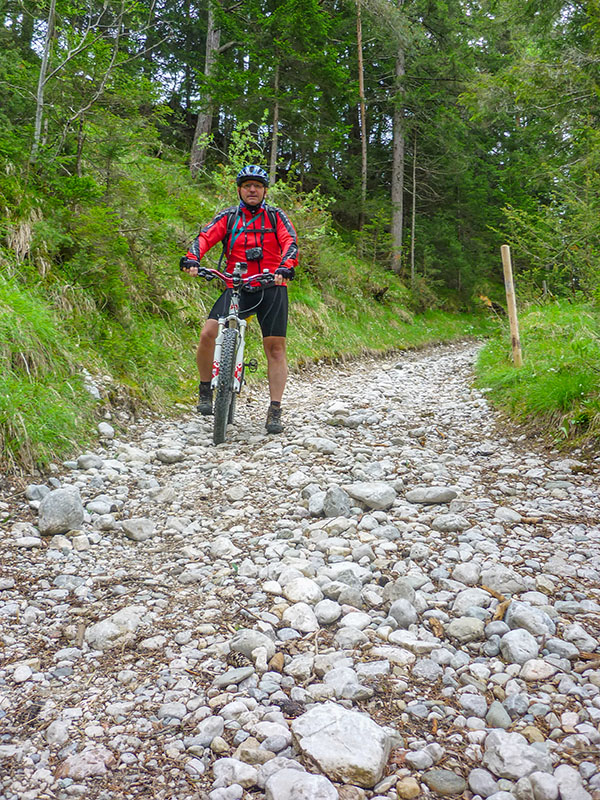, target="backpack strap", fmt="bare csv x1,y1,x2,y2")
265,207,279,241
219,206,281,269
217,208,239,270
